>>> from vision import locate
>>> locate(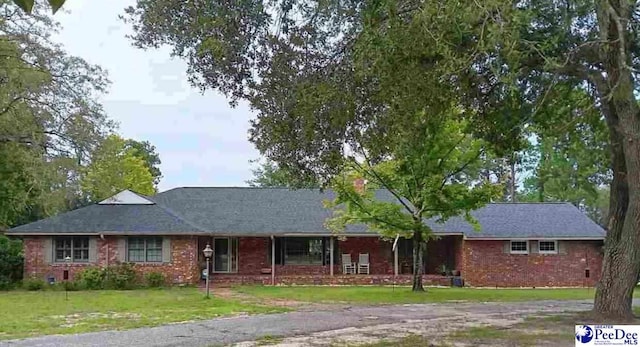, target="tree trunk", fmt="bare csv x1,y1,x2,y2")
594,106,634,319
412,230,425,292
509,155,516,202
595,117,640,320
537,138,546,202
593,0,640,320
